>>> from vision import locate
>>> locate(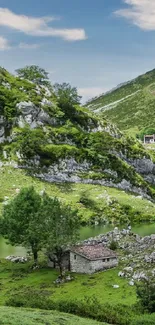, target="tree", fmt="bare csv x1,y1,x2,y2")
137,127,155,141
136,279,155,312
1,187,46,264
54,83,81,112
15,126,47,161
42,195,80,276
16,65,50,87
1,188,80,268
